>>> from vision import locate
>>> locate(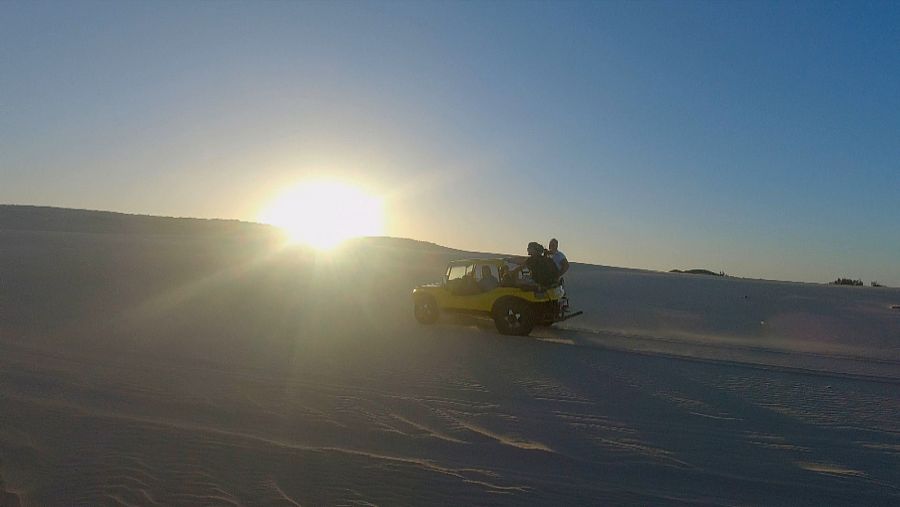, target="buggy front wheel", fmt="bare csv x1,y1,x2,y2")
413,295,439,325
